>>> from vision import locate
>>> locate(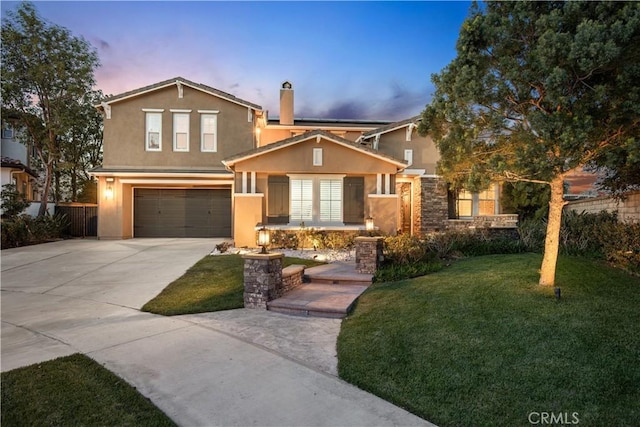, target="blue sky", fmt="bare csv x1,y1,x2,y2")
2,1,471,121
